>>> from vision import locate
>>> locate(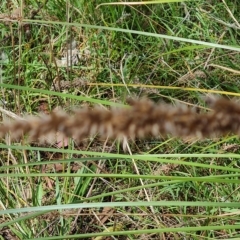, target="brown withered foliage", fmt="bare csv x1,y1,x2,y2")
0,97,239,142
